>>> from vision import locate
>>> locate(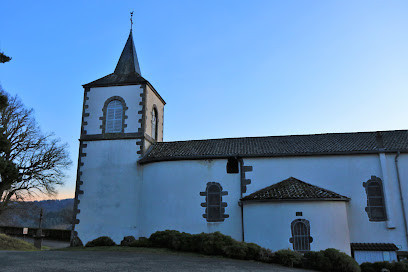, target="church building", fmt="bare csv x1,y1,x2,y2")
72,29,408,264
